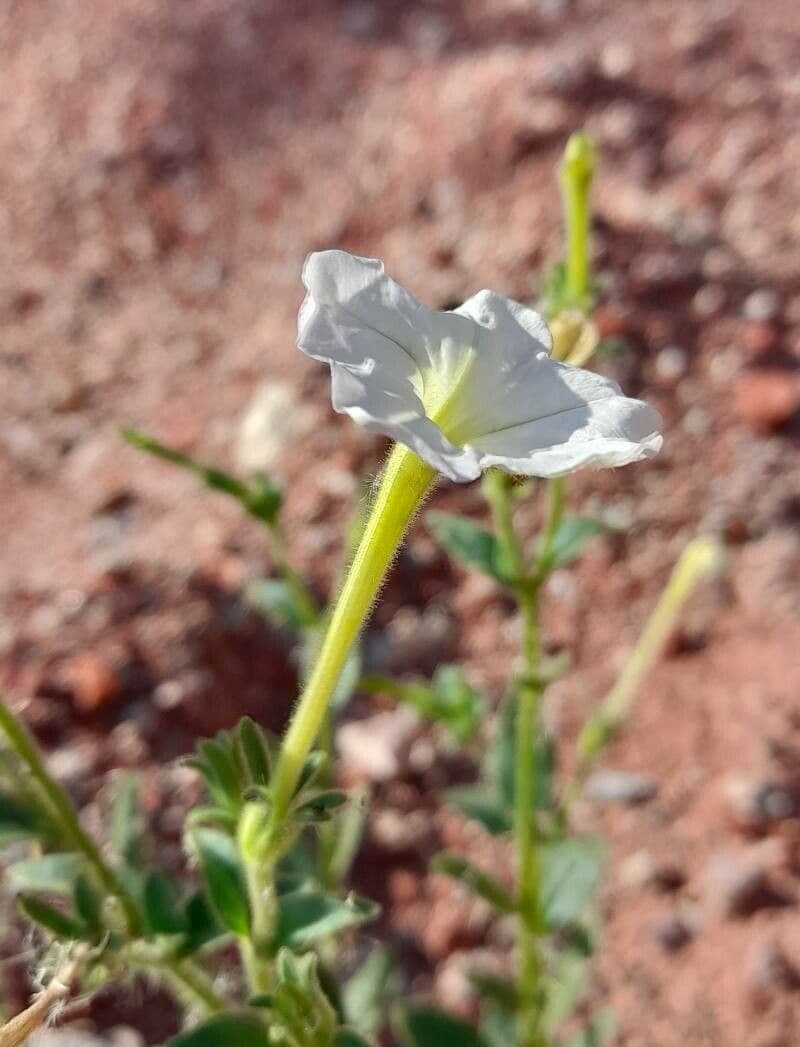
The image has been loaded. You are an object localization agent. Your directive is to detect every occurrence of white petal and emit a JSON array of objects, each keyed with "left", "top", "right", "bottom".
[
  {"left": 298, "top": 252, "right": 481, "bottom": 481},
  {"left": 302, "top": 250, "right": 437, "bottom": 368},
  {"left": 441, "top": 291, "right": 557, "bottom": 442},
  {"left": 330, "top": 364, "right": 481, "bottom": 482},
  {"left": 456, "top": 289, "right": 552, "bottom": 358},
  {"left": 470, "top": 383, "right": 663, "bottom": 477},
  {"left": 297, "top": 252, "right": 662, "bottom": 484}
]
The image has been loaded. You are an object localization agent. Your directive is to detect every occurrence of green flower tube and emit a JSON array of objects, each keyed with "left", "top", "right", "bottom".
[{"left": 270, "top": 445, "right": 436, "bottom": 818}]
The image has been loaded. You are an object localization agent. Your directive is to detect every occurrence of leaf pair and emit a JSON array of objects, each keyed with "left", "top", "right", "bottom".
[{"left": 361, "top": 664, "right": 485, "bottom": 746}]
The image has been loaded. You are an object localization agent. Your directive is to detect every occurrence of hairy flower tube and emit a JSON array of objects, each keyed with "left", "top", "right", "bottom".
[{"left": 269, "top": 251, "right": 662, "bottom": 819}]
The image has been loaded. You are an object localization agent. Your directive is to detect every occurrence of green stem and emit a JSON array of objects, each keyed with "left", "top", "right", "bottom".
[
  {"left": 124, "top": 942, "right": 225, "bottom": 1013},
  {"left": 483, "top": 470, "right": 526, "bottom": 579},
  {"left": 515, "top": 594, "right": 545, "bottom": 1047},
  {"left": 0, "top": 698, "right": 142, "bottom": 936},
  {"left": 559, "top": 132, "right": 596, "bottom": 309},
  {"left": 160, "top": 957, "right": 226, "bottom": 1014},
  {"left": 270, "top": 445, "right": 436, "bottom": 821},
  {"left": 485, "top": 474, "right": 567, "bottom": 1046}
]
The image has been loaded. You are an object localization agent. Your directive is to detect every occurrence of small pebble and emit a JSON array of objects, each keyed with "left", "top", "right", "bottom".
[
  {"left": 734, "top": 371, "right": 800, "bottom": 435},
  {"left": 585, "top": 770, "right": 659, "bottom": 806},
  {"left": 705, "top": 855, "right": 782, "bottom": 918},
  {"left": 653, "top": 913, "right": 694, "bottom": 952},
  {"left": 725, "top": 775, "right": 797, "bottom": 834},
  {"left": 337, "top": 707, "right": 418, "bottom": 783},
  {"left": 655, "top": 345, "right": 689, "bottom": 383},
  {"left": 743, "top": 288, "right": 781, "bottom": 322}
]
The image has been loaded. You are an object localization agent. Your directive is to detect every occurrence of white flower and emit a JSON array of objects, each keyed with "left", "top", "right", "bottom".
[{"left": 297, "top": 250, "right": 662, "bottom": 483}]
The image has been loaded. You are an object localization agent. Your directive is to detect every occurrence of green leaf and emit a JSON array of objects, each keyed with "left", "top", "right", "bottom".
[
  {"left": 246, "top": 579, "right": 307, "bottom": 631},
  {"left": 294, "top": 752, "right": 327, "bottom": 796},
  {"left": 427, "top": 512, "right": 512, "bottom": 584},
  {"left": 432, "top": 853, "right": 515, "bottom": 913},
  {"left": 363, "top": 666, "right": 485, "bottom": 746},
  {"left": 167, "top": 1014, "right": 270, "bottom": 1047},
  {"left": 0, "top": 793, "right": 53, "bottom": 844},
  {"left": 541, "top": 839, "right": 604, "bottom": 929},
  {"left": 543, "top": 948, "right": 590, "bottom": 1032},
  {"left": 197, "top": 737, "right": 242, "bottom": 811},
  {"left": 178, "top": 891, "right": 225, "bottom": 957},
  {"left": 191, "top": 829, "right": 251, "bottom": 936},
  {"left": 333, "top": 1032, "right": 372, "bottom": 1047},
  {"left": 184, "top": 806, "right": 239, "bottom": 833},
  {"left": 145, "top": 871, "right": 187, "bottom": 935},
  {"left": 108, "top": 772, "right": 146, "bottom": 869},
  {"left": 273, "top": 891, "right": 379, "bottom": 951},
  {"left": 399, "top": 1004, "right": 490, "bottom": 1047},
  {"left": 7, "top": 853, "right": 85, "bottom": 894},
  {"left": 73, "top": 874, "right": 102, "bottom": 935},
  {"left": 327, "top": 784, "right": 370, "bottom": 886},
  {"left": 468, "top": 972, "right": 518, "bottom": 1014},
  {"left": 343, "top": 946, "right": 393, "bottom": 1035},
  {"left": 243, "top": 472, "right": 283, "bottom": 526},
  {"left": 236, "top": 717, "right": 272, "bottom": 787},
  {"left": 122, "top": 427, "right": 244, "bottom": 495},
  {"left": 481, "top": 1008, "right": 518, "bottom": 1047},
  {"left": 295, "top": 791, "right": 348, "bottom": 823},
  {"left": 444, "top": 787, "right": 510, "bottom": 836},
  {"left": 18, "top": 895, "right": 84, "bottom": 939},
  {"left": 538, "top": 516, "right": 609, "bottom": 573},
  {"left": 122, "top": 428, "right": 283, "bottom": 526}
]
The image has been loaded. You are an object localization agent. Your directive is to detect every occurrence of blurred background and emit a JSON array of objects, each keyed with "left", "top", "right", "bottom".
[{"left": 2, "top": 0, "right": 800, "bottom": 1043}]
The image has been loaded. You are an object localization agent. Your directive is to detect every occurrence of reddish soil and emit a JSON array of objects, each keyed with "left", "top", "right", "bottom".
[{"left": 2, "top": 0, "right": 800, "bottom": 1044}]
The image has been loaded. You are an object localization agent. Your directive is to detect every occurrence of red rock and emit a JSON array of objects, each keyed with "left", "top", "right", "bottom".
[
  {"left": 734, "top": 371, "right": 800, "bottom": 434},
  {"left": 66, "top": 652, "right": 122, "bottom": 713},
  {"left": 743, "top": 321, "right": 778, "bottom": 361}
]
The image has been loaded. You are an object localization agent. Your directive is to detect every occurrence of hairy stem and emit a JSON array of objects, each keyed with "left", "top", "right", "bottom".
[{"left": 270, "top": 445, "right": 436, "bottom": 822}]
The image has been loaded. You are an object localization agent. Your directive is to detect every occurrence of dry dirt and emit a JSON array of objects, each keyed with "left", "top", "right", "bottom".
[{"left": 2, "top": 0, "right": 800, "bottom": 1044}]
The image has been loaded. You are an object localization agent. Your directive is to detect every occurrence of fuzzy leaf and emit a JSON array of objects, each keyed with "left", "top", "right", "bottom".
[
  {"left": 333, "top": 1032, "right": 372, "bottom": 1047},
  {"left": 400, "top": 1004, "right": 490, "bottom": 1047},
  {"left": 19, "top": 895, "right": 84, "bottom": 939},
  {"left": 273, "top": 891, "right": 379, "bottom": 951},
  {"left": 444, "top": 787, "right": 510, "bottom": 836},
  {"left": 343, "top": 946, "right": 393, "bottom": 1035},
  {"left": 363, "top": 666, "right": 484, "bottom": 745},
  {"left": 541, "top": 839, "right": 604, "bottom": 929},
  {"left": 73, "top": 874, "right": 102, "bottom": 935},
  {"left": 247, "top": 579, "right": 307, "bottom": 631},
  {"left": 109, "top": 772, "right": 146, "bottom": 869},
  {"left": 178, "top": 891, "right": 225, "bottom": 957},
  {"left": 427, "top": 512, "right": 513, "bottom": 584},
  {"left": 7, "top": 853, "right": 85, "bottom": 894},
  {"left": 167, "top": 1014, "right": 270, "bottom": 1047},
  {"left": 236, "top": 717, "right": 272, "bottom": 787},
  {"left": 538, "top": 516, "right": 609, "bottom": 573},
  {"left": 432, "top": 853, "right": 515, "bottom": 913},
  {"left": 0, "top": 793, "right": 53, "bottom": 844},
  {"left": 192, "top": 829, "right": 250, "bottom": 936},
  {"left": 145, "top": 871, "right": 188, "bottom": 935}
]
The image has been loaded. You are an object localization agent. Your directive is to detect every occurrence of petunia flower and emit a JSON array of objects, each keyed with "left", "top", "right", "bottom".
[
  {"left": 298, "top": 250, "right": 662, "bottom": 483},
  {"left": 271, "top": 250, "right": 663, "bottom": 818}
]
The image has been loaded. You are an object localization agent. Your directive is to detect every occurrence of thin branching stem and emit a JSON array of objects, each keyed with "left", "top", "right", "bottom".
[{"left": 0, "top": 698, "right": 141, "bottom": 936}]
